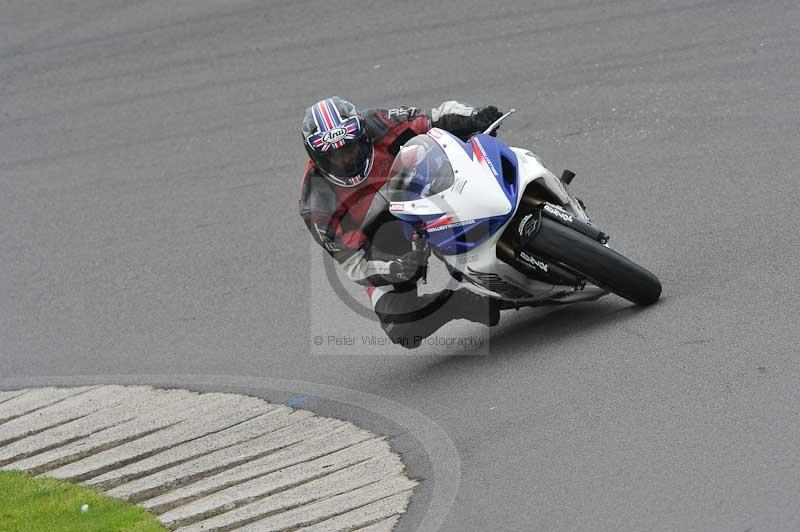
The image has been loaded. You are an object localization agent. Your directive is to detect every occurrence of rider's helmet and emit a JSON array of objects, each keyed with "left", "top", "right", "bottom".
[{"left": 302, "top": 97, "right": 373, "bottom": 187}]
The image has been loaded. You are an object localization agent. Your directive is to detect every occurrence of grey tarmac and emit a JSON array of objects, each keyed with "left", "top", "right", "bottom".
[{"left": 2, "top": 0, "right": 800, "bottom": 531}]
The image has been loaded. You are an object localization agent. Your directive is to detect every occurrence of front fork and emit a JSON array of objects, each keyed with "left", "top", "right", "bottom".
[{"left": 497, "top": 197, "right": 610, "bottom": 290}]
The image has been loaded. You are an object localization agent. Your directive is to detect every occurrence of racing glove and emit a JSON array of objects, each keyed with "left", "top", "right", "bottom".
[
  {"left": 431, "top": 101, "right": 504, "bottom": 141},
  {"left": 473, "top": 105, "right": 504, "bottom": 134},
  {"left": 387, "top": 248, "right": 429, "bottom": 284}
]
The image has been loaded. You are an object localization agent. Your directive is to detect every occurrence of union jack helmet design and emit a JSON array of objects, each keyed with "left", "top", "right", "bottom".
[{"left": 302, "top": 97, "right": 373, "bottom": 187}]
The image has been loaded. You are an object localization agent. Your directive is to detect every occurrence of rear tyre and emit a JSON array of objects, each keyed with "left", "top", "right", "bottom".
[{"left": 530, "top": 217, "right": 662, "bottom": 305}]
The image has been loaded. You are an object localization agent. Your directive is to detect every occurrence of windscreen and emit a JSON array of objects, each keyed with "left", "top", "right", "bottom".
[{"left": 386, "top": 135, "right": 455, "bottom": 202}]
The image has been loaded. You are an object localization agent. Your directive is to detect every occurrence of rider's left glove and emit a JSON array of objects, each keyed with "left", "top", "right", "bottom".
[{"left": 473, "top": 106, "right": 504, "bottom": 136}]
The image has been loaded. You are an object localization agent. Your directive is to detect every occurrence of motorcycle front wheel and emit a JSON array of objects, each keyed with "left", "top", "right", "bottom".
[{"left": 529, "top": 217, "right": 662, "bottom": 306}]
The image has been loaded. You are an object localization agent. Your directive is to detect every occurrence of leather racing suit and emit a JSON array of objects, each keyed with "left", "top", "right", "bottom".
[{"left": 299, "top": 102, "right": 500, "bottom": 349}]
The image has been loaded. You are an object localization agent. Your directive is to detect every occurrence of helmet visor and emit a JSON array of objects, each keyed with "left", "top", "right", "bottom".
[
  {"left": 309, "top": 136, "right": 372, "bottom": 185},
  {"left": 323, "top": 137, "right": 370, "bottom": 176}
]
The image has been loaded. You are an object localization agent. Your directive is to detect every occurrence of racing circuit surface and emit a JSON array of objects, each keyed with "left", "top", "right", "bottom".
[{"left": 2, "top": 0, "right": 800, "bottom": 530}]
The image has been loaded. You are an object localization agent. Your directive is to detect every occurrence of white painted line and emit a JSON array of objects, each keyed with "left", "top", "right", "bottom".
[
  {"left": 115, "top": 415, "right": 342, "bottom": 505},
  {"left": 0, "top": 386, "right": 96, "bottom": 424},
  {"left": 3, "top": 389, "right": 203, "bottom": 473},
  {"left": 159, "top": 439, "right": 399, "bottom": 529},
  {"left": 139, "top": 422, "right": 376, "bottom": 514},
  {"left": 0, "top": 386, "right": 417, "bottom": 531},
  {"left": 86, "top": 407, "right": 299, "bottom": 490},
  {"left": 350, "top": 515, "right": 402, "bottom": 532},
  {"left": 0, "top": 385, "right": 156, "bottom": 456},
  {"left": 217, "top": 476, "right": 415, "bottom": 532},
  {"left": 299, "top": 494, "right": 410, "bottom": 532},
  {"left": 175, "top": 455, "right": 411, "bottom": 531},
  {"left": 45, "top": 394, "right": 270, "bottom": 482},
  {"left": 0, "top": 390, "right": 28, "bottom": 405}
]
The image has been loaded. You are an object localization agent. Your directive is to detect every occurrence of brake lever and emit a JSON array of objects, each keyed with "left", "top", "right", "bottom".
[{"left": 482, "top": 108, "right": 516, "bottom": 136}]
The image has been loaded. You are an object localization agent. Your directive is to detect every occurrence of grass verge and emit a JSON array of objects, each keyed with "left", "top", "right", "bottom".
[{"left": 0, "top": 470, "right": 167, "bottom": 532}]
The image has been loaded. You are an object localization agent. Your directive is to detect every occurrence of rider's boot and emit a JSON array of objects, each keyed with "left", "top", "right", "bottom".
[{"left": 448, "top": 289, "right": 500, "bottom": 327}]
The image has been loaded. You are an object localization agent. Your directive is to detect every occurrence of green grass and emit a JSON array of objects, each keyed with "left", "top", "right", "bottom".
[{"left": 0, "top": 471, "right": 168, "bottom": 532}]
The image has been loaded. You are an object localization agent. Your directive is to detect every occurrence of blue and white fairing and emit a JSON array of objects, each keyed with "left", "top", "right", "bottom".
[
  {"left": 387, "top": 127, "right": 606, "bottom": 303},
  {"left": 386, "top": 129, "right": 520, "bottom": 255}
]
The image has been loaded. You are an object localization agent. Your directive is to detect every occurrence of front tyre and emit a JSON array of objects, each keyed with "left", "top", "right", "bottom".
[{"left": 531, "top": 217, "right": 662, "bottom": 306}]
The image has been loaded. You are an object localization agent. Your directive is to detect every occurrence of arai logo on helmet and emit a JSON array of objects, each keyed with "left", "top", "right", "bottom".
[{"left": 322, "top": 127, "right": 348, "bottom": 144}]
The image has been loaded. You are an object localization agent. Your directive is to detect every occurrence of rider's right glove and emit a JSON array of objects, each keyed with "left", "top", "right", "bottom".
[
  {"left": 388, "top": 249, "right": 428, "bottom": 284},
  {"left": 472, "top": 106, "right": 503, "bottom": 136}
]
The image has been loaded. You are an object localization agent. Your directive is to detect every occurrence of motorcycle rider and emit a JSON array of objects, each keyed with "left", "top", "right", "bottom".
[{"left": 299, "top": 97, "right": 504, "bottom": 349}]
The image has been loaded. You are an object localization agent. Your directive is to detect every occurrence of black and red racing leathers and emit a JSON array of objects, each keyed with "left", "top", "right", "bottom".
[{"left": 299, "top": 102, "right": 500, "bottom": 348}]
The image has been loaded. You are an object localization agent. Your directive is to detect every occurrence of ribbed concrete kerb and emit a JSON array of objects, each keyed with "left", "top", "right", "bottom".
[{"left": 0, "top": 386, "right": 417, "bottom": 531}]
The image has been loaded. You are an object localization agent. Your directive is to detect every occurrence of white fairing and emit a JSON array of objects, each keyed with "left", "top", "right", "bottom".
[
  {"left": 389, "top": 129, "right": 606, "bottom": 304},
  {"left": 390, "top": 128, "right": 513, "bottom": 220}
]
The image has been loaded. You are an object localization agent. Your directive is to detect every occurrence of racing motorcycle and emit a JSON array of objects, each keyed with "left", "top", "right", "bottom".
[{"left": 386, "top": 110, "right": 661, "bottom": 309}]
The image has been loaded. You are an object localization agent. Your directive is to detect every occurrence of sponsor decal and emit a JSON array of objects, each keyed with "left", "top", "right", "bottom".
[
  {"left": 519, "top": 251, "right": 548, "bottom": 272},
  {"left": 426, "top": 219, "right": 475, "bottom": 233},
  {"left": 389, "top": 203, "right": 404, "bottom": 212},
  {"left": 526, "top": 217, "right": 539, "bottom": 236},
  {"left": 471, "top": 138, "right": 498, "bottom": 177},
  {"left": 457, "top": 254, "right": 480, "bottom": 264},
  {"left": 517, "top": 213, "right": 539, "bottom": 238},
  {"left": 314, "top": 224, "right": 338, "bottom": 252},
  {"left": 321, "top": 127, "right": 347, "bottom": 144},
  {"left": 518, "top": 214, "right": 532, "bottom": 236},
  {"left": 544, "top": 204, "right": 574, "bottom": 223},
  {"left": 387, "top": 107, "right": 418, "bottom": 118}
]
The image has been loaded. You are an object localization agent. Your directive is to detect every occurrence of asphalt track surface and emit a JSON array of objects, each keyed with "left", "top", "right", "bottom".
[{"left": 2, "top": 1, "right": 799, "bottom": 531}]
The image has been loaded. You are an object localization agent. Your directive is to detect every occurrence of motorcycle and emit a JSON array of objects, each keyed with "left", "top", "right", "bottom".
[{"left": 385, "top": 110, "right": 661, "bottom": 309}]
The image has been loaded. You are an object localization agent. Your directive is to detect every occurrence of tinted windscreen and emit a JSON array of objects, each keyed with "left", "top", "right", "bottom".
[{"left": 387, "top": 135, "right": 454, "bottom": 202}]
